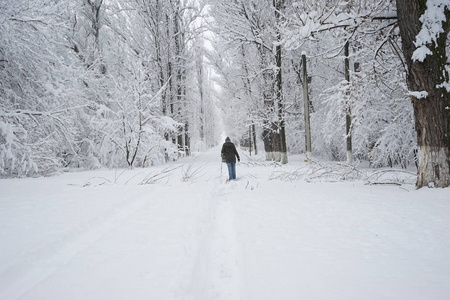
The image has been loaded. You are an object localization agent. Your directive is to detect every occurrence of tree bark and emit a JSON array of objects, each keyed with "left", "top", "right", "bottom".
[
  {"left": 344, "top": 41, "right": 353, "bottom": 164},
  {"left": 240, "top": 45, "right": 258, "bottom": 155},
  {"left": 396, "top": 0, "right": 450, "bottom": 188},
  {"left": 274, "top": 0, "right": 288, "bottom": 164},
  {"left": 302, "top": 52, "right": 312, "bottom": 160},
  {"left": 260, "top": 45, "right": 277, "bottom": 161},
  {"left": 252, "top": 123, "right": 258, "bottom": 155}
]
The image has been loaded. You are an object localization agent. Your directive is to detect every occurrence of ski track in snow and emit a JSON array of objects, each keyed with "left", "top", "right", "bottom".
[
  {"left": 205, "top": 184, "right": 244, "bottom": 300},
  {"left": 192, "top": 182, "right": 244, "bottom": 300},
  {"left": 174, "top": 152, "right": 246, "bottom": 300}
]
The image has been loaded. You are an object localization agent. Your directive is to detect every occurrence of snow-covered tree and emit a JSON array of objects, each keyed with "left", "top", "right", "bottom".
[
  {"left": 0, "top": 0, "right": 82, "bottom": 176},
  {"left": 282, "top": 0, "right": 418, "bottom": 170}
]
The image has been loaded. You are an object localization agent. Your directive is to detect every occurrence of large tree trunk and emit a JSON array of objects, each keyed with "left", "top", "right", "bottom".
[
  {"left": 260, "top": 45, "right": 278, "bottom": 161},
  {"left": 396, "top": 0, "right": 450, "bottom": 188},
  {"left": 274, "top": 0, "right": 288, "bottom": 164},
  {"left": 241, "top": 45, "right": 258, "bottom": 155},
  {"left": 259, "top": 0, "right": 287, "bottom": 163}
]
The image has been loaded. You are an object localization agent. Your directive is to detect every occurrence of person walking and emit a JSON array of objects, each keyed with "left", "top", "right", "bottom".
[{"left": 221, "top": 137, "right": 240, "bottom": 181}]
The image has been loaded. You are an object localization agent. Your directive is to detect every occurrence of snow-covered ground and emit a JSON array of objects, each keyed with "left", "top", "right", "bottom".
[{"left": 1, "top": 147, "right": 449, "bottom": 300}]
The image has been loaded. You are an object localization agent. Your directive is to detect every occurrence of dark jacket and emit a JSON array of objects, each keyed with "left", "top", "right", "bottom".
[{"left": 221, "top": 141, "right": 240, "bottom": 163}]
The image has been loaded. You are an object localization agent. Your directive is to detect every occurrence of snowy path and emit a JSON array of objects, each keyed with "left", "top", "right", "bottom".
[
  {"left": 191, "top": 182, "right": 244, "bottom": 300},
  {"left": 1, "top": 147, "right": 450, "bottom": 300},
  {"left": 174, "top": 150, "right": 245, "bottom": 300}
]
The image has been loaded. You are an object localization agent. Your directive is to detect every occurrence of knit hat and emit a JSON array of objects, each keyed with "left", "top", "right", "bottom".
[{"left": 225, "top": 137, "right": 231, "bottom": 142}]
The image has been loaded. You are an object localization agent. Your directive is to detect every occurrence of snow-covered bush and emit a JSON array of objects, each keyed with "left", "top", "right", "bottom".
[{"left": 0, "top": 1, "right": 79, "bottom": 176}]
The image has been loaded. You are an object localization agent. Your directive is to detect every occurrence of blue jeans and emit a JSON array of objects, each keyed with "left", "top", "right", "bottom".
[{"left": 226, "top": 162, "right": 236, "bottom": 180}]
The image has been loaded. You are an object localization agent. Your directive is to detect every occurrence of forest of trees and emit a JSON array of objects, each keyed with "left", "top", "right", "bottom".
[{"left": 1, "top": 0, "right": 449, "bottom": 188}]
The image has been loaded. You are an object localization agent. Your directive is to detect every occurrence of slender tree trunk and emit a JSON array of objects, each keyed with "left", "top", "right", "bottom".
[
  {"left": 197, "top": 44, "right": 205, "bottom": 141},
  {"left": 274, "top": 0, "right": 288, "bottom": 164},
  {"left": 252, "top": 123, "right": 257, "bottom": 155},
  {"left": 344, "top": 41, "right": 353, "bottom": 164},
  {"left": 302, "top": 52, "right": 312, "bottom": 160},
  {"left": 174, "top": 2, "right": 184, "bottom": 154},
  {"left": 165, "top": 13, "right": 174, "bottom": 117},
  {"left": 396, "top": 0, "right": 450, "bottom": 188},
  {"left": 185, "top": 121, "right": 190, "bottom": 156},
  {"left": 249, "top": 125, "right": 252, "bottom": 156}
]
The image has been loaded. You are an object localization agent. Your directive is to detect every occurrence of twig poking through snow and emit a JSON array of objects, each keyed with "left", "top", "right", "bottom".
[
  {"left": 365, "top": 169, "right": 416, "bottom": 186},
  {"left": 181, "top": 160, "right": 205, "bottom": 183},
  {"left": 139, "top": 166, "right": 180, "bottom": 185},
  {"left": 269, "top": 160, "right": 362, "bottom": 182}
]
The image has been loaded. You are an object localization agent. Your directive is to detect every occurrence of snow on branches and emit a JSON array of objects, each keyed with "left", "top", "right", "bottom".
[{"left": 412, "top": 0, "right": 450, "bottom": 62}]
